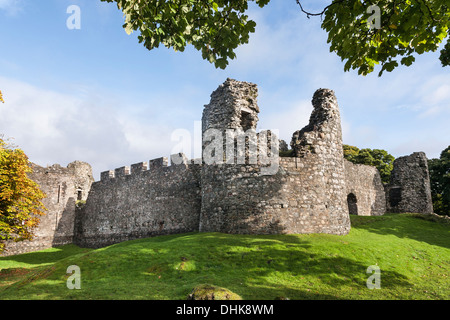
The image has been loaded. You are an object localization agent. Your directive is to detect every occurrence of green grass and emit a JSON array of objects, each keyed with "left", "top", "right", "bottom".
[{"left": 0, "top": 213, "right": 449, "bottom": 300}]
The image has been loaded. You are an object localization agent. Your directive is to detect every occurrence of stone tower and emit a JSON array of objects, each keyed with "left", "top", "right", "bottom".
[
  {"left": 202, "top": 78, "right": 259, "bottom": 133},
  {"left": 200, "top": 81, "right": 351, "bottom": 235},
  {"left": 1, "top": 161, "right": 94, "bottom": 256},
  {"left": 4, "top": 79, "right": 437, "bottom": 256},
  {"left": 385, "top": 152, "right": 433, "bottom": 214},
  {"left": 201, "top": 78, "right": 260, "bottom": 165},
  {"left": 289, "top": 88, "right": 351, "bottom": 234}
]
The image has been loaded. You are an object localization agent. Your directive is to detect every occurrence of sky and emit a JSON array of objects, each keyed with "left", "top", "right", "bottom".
[{"left": 0, "top": 0, "right": 449, "bottom": 180}]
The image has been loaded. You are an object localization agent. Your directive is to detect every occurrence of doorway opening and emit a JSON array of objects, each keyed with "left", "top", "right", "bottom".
[{"left": 347, "top": 193, "right": 358, "bottom": 215}]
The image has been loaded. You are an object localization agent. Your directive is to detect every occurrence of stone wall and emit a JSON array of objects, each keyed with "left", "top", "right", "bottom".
[
  {"left": 2, "top": 79, "right": 436, "bottom": 255},
  {"left": 202, "top": 78, "right": 259, "bottom": 135},
  {"left": 74, "top": 156, "right": 201, "bottom": 248},
  {"left": 344, "top": 160, "right": 386, "bottom": 216},
  {"left": 289, "top": 88, "right": 350, "bottom": 234},
  {"left": 1, "top": 161, "right": 94, "bottom": 256},
  {"left": 200, "top": 156, "right": 351, "bottom": 235},
  {"left": 200, "top": 83, "right": 351, "bottom": 235},
  {"left": 385, "top": 152, "right": 433, "bottom": 214}
]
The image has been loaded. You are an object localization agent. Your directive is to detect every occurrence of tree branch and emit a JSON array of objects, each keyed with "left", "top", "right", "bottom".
[{"left": 295, "top": 0, "right": 345, "bottom": 19}]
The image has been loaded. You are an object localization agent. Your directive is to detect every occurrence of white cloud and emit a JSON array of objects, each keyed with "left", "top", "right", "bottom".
[
  {"left": 228, "top": 5, "right": 330, "bottom": 80},
  {"left": 430, "top": 84, "right": 450, "bottom": 105},
  {"left": 1, "top": 0, "right": 448, "bottom": 176},
  {"left": 416, "top": 82, "right": 450, "bottom": 118},
  {"left": 257, "top": 99, "right": 312, "bottom": 144},
  {"left": 340, "top": 116, "right": 352, "bottom": 144},
  {"left": 391, "top": 138, "right": 448, "bottom": 160},
  {"left": 0, "top": 0, "right": 22, "bottom": 15},
  {"left": 0, "top": 76, "right": 179, "bottom": 180}
]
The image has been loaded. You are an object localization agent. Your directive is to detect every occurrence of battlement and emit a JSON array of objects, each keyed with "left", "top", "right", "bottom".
[
  {"left": 77, "top": 154, "right": 202, "bottom": 248},
  {"left": 5, "top": 78, "right": 432, "bottom": 255},
  {"left": 99, "top": 153, "right": 199, "bottom": 181}
]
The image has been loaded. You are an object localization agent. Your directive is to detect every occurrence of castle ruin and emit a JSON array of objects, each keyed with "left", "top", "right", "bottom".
[{"left": 1, "top": 79, "right": 434, "bottom": 256}]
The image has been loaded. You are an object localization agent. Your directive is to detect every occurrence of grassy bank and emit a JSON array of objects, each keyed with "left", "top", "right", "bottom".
[{"left": 0, "top": 213, "right": 449, "bottom": 300}]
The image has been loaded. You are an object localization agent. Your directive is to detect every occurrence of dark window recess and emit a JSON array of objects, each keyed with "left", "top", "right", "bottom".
[
  {"left": 347, "top": 193, "right": 358, "bottom": 215},
  {"left": 240, "top": 111, "right": 253, "bottom": 131},
  {"left": 389, "top": 187, "right": 402, "bottom": 207}
]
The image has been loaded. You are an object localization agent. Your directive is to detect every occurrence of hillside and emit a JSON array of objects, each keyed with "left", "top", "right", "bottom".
[{"left": 0, "top": 213, "right": 449, "bottom": 300}]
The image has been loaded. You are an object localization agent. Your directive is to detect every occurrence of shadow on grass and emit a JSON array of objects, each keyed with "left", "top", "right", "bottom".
[
  {"left": 351, "top": 214, "right": 450, "bottom": 249},
  {"left": 212, "top": 237, "right": 410, "bottom": 299},
  {"left": 0, "top": 244, "right": 92, "bottom": 267},
  {"left": 111, "top": 232, "right": 412, "bottom": 299},
  {"left": 1, "top": 232, "right": 414, "bottom": 300}
]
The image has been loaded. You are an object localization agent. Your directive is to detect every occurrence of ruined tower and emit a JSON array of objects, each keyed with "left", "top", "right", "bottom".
[
  {"left": 385, "top": 152, "right": 433, "bottom": 214},
  {"left": 200, "top": 78, "right": 272, "bottom": 233},
  {"left": 6, "top": 79, "right": 438, "bottom": 256},
  {"left": 201, "top": 78, "right": 260, "bottom": 166},
  {"left": 1, "top": 161, "right": 94, "bottom": 256},
  {"left": 202, "top": 78, "right": 259, "bottom": 135},
  {"left": 200, "top": 81, "right": 351, "bottom": 235},
  {"left": 288, "top": 88, "right": 351, "bottom": 234}
]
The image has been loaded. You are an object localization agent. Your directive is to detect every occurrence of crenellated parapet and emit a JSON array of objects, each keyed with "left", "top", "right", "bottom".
[
  {"left": 7, "top": 78, "right": 434, "bottom": 255},
  {"left": 75, "top": 153, "right": 202, "bottom": 248},
  {"left": 99, "top": 154, "right": 200, "bottom": 182}
]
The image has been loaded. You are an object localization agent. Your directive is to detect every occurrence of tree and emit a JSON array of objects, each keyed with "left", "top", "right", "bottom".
[
  {"left": 428, "top": 146, "right": 450, "bottom": 216},
  {"left": 101, "top": 0, "right": 270, "bottom": 69},
  {"left": 298, "top": 0, "right": 450, "bottom": 76},
  {"left": 343, "top": 144, "right": 360, "bottom": 161},
  {"left": 0, "top": 90, "right": 4, "bottom": 103},
  {"left": 102, "top": 0, "right": 450, "bottom": 75},
  {"left": 0, "top": 137, "right": 47, "bottom": 253},
  {"left": 343, "top": 144, "right": 395, "bottom": 183}
]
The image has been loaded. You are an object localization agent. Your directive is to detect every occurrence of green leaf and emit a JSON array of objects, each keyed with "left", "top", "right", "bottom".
[{"left": 400, "top": 56, "right": 415, "bottom": 66}]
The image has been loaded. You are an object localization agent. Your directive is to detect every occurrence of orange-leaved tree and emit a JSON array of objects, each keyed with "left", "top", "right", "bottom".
[
  {"left": 0, "top": 137, "right": 47, "bottom": 253},
  {"left": 0, "top": 90, "right": 4, "bottom": 103}
]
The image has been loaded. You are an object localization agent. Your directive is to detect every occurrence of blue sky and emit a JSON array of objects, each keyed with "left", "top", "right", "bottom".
[{"left": 1, "top": 0, "right": 449, "bottom": 180}]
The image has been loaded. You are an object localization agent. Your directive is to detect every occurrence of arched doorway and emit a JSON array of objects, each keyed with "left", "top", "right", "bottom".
[{"left": 347, "top": 193, "right": 358, "bottom": 215}]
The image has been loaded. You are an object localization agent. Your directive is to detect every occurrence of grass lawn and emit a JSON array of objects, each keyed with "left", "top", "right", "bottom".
[{"left": 0, "top": 213, "right": 449, "bottom": 300}]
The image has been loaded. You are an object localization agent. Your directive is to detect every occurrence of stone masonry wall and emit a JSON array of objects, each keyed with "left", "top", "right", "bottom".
[
  {"left": 74, "top": 156, "right": 201, "bottom": 248},
  {"left": 344, "top": 159, "right": 386, "bottom": 216},
  {"left": 200, "top": 82, "right": 351, "bottom": 235},
  {"left": 385, "top": 152, "right": 433, "bottom": 214},
  {"left": 4, "top": 79, "right": 437, "bottom": 256},
  {"left": 200, "top": 156, "right": 351, "bottom": 235},
  {"left": 289, "top": 88, "right": 350, "bottom": 234},
  {"left": 202, "top": 78, "right": 259, "bottom": 135},
  {"left": 1, "top": 161, "right": 94, "bottom": 256}
]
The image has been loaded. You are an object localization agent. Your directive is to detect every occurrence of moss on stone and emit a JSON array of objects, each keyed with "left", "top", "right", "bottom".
[{"left": 187, "top": 284, "right": 242, "bottom": 300}]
